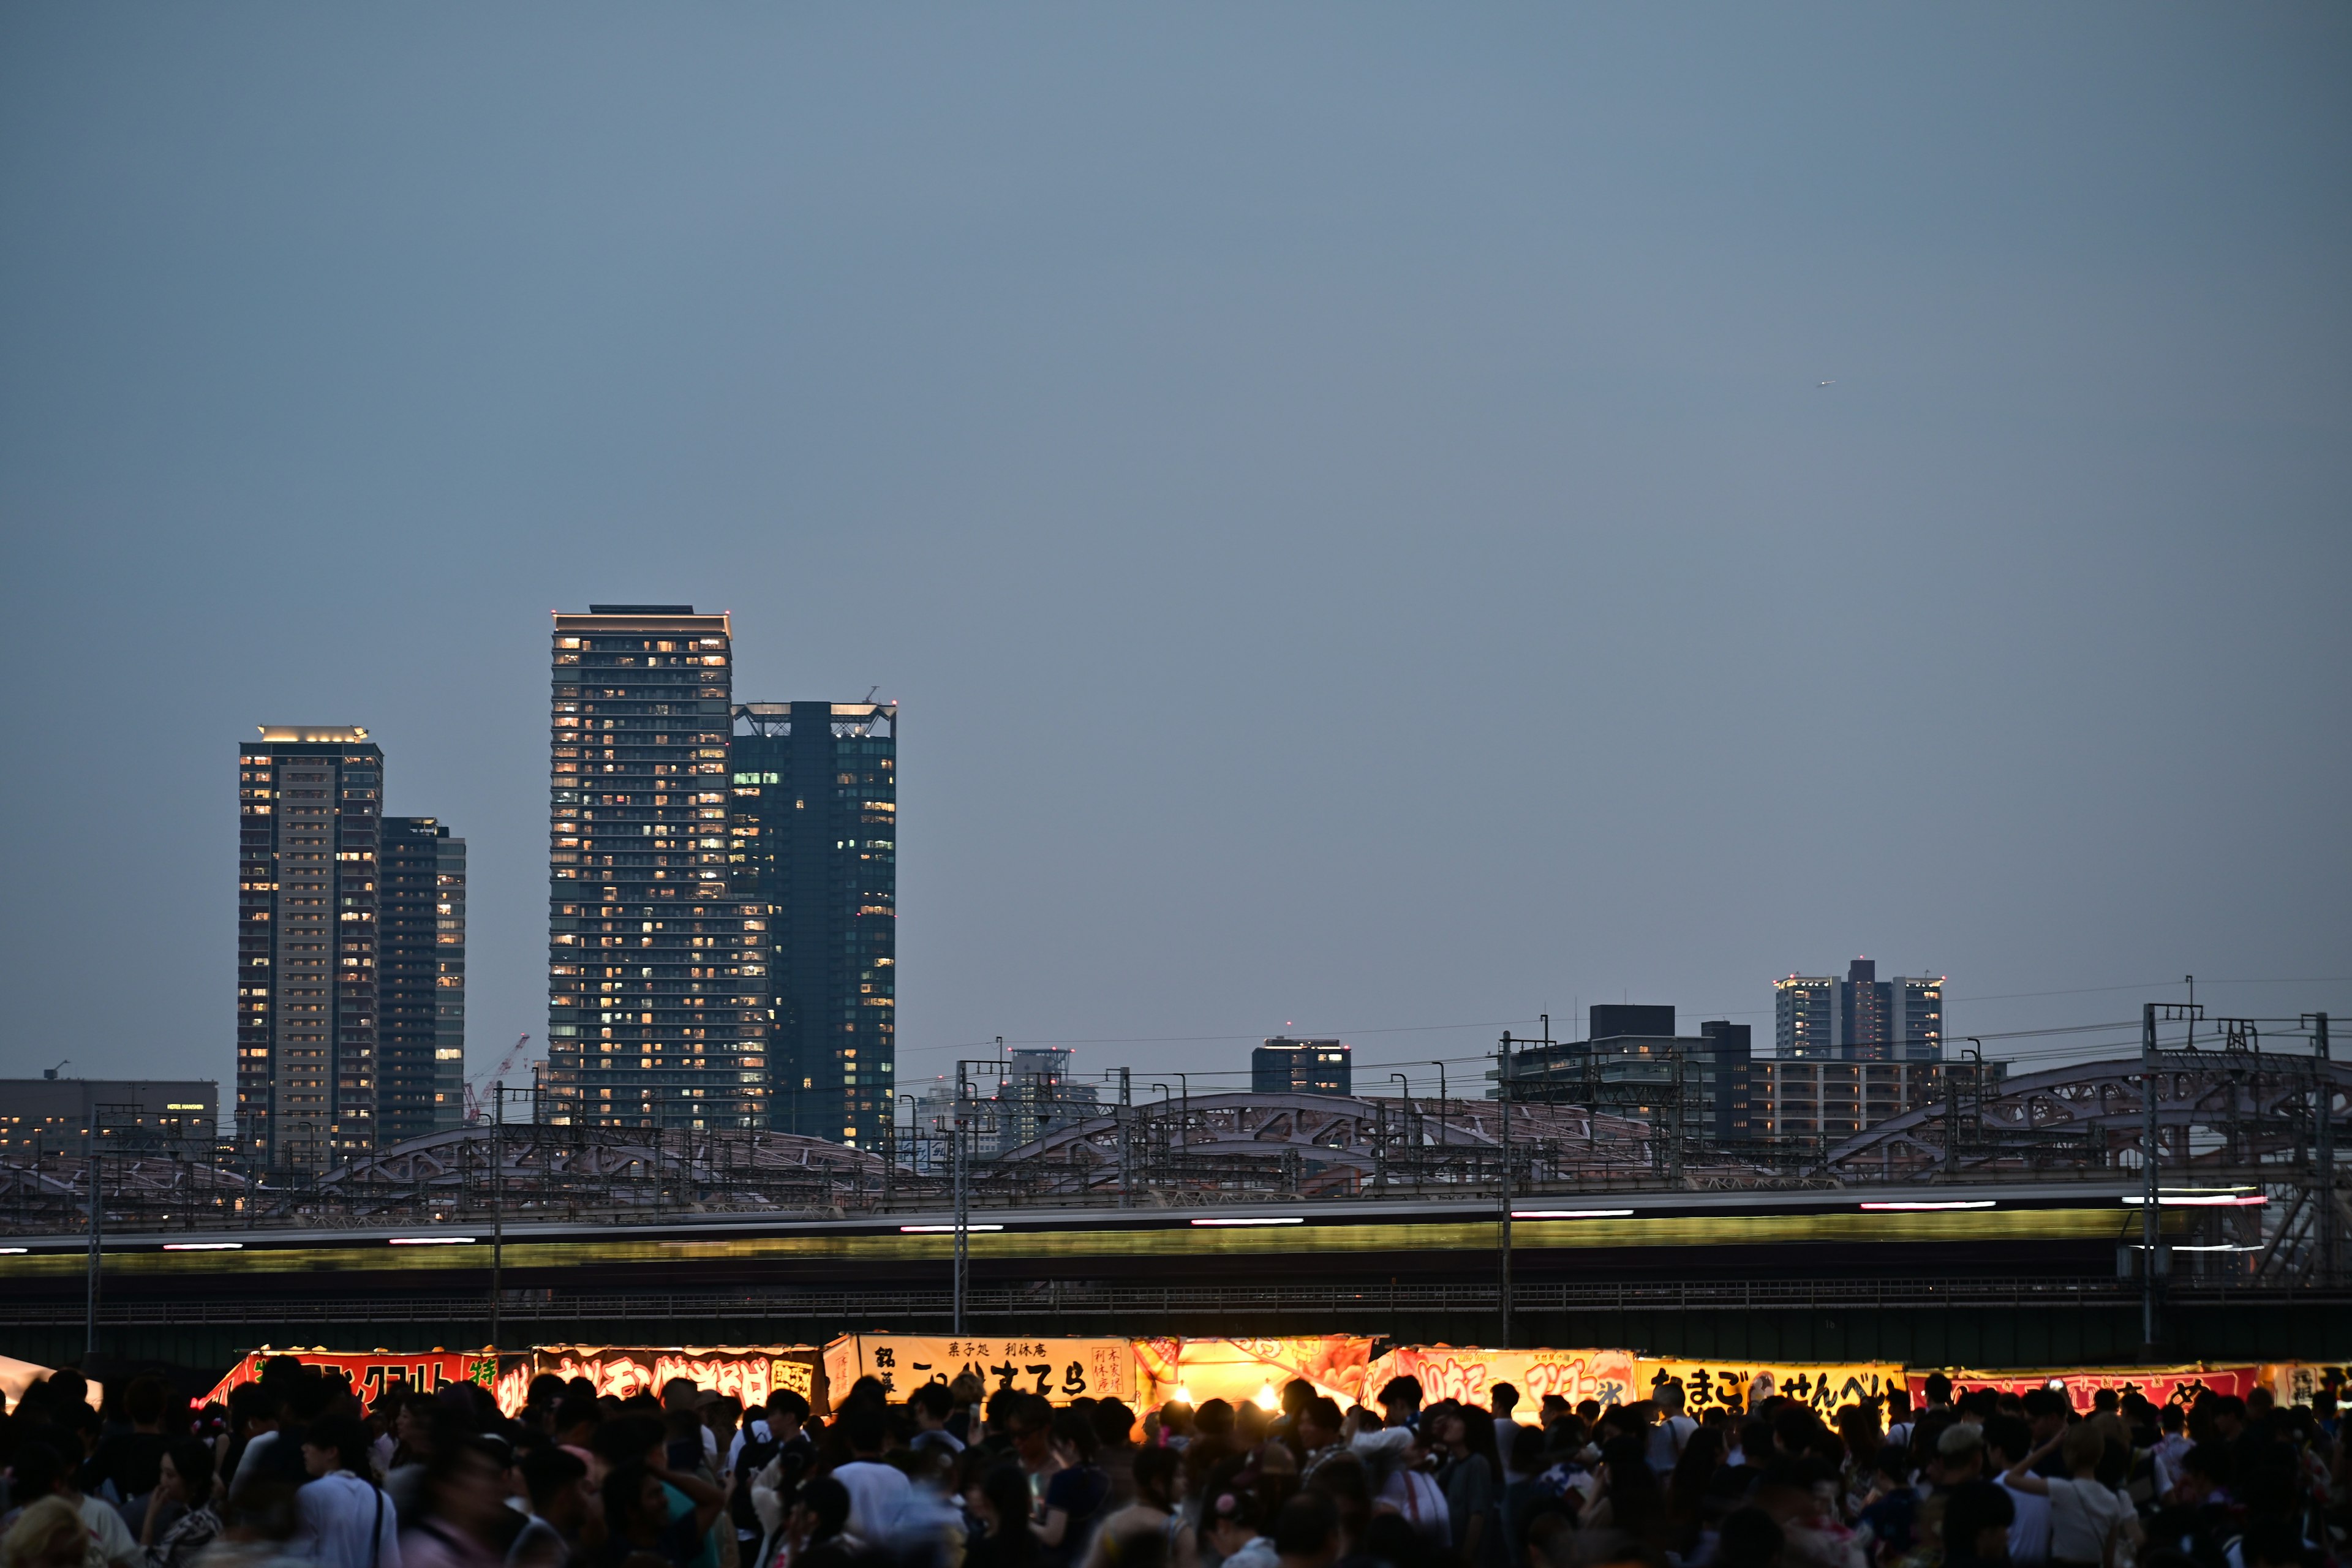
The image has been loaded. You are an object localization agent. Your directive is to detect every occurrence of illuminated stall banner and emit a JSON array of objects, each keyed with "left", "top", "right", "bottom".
[
  {"left": 1364, "top": 1347, "right": 1637, "bottom": 1409},
  {"left": 496, "top": 1345, "right": 821, "bottom": 1418},
  {"left": 1916, "top": 1365, "right": 2263, "bottom": 1414},
  {"left": 822, "top": 1337, "right": 1134, "bottom": 1408},
  {"left": 2270, "top": 1363, "right": 2348, "bottom": 1407},
  {"left": 1132, "top": 1336, "right": 1375, "bottom": 1409},
  {"left": 205, "top": 1348, "right": 494, "bottom": 1416},
  {"left": 1640, "top": 1360, "right": 1904, "bottom": 1417}
]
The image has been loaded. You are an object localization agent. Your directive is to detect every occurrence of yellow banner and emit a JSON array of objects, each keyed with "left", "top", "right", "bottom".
[
  {"left": 1365, "top": 1346, "right": 1638, "bottom": 1409},
  {"left": 1638, "top": 1359, "right": 1904, "bottom": 1417},
  {"left": 822, "top": 1336, "right": 1134, "bottom": 1408}
]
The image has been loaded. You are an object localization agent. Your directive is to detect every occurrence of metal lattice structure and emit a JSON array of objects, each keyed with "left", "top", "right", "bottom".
[
  {"left": 965, "top": 1091, "right": 1768, "bottom": 1202},
  {"left": 4, "top": 1050, "right": 2342, "bottom": 1280}
]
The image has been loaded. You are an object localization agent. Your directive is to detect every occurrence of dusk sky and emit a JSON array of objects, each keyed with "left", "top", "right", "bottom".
[{"left": 2, "top": 5, "right": 2346, "bottom": 1100}]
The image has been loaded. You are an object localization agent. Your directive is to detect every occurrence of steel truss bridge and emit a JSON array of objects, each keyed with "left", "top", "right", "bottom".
[{"left": 4, "top": 1043, "right": 2345, "bottom": 1369}]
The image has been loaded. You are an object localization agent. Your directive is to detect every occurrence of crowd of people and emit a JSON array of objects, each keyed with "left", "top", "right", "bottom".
[{"left": 1, "top": 1362, "right": 2345, "bottom": 1568}]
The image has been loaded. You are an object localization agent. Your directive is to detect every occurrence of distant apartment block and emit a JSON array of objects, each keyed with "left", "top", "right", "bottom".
[
  {"left": 1774, "top": 958, "right": 1944, "bottom": 1061},
  {"left": 1, "top": 1079, "right": 217, "bottom": 1158},
  {"left": 1253, "top": 1038, "right": 1351, "bottom": 1096},
  {"left": 1745, "top": 1057, "right": 2001, "bottom": 1141}
]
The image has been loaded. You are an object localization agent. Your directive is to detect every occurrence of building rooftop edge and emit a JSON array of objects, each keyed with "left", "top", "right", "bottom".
[{"left": 255, "top": 726, "right": 371, "bottom": 742}]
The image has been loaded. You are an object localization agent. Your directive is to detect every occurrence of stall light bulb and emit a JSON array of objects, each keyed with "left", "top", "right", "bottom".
[
  {"left": 1174, "top": 1385, "right": 1193, "bottom": 1407},
  {"left": 1256, "top": 1382, "right": 1279, "bottom": 1412}
]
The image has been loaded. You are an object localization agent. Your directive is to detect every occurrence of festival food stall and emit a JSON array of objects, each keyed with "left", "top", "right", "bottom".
[
  {"left": 494, "top": 1344, "right": 823, "bottom": 1417},
  {"left": 1363, "top": 1346, "right": 1637, "bottom": 1408},
  {"left": 1131, "top": 1336, "right": 1374, "bottom": 1409},
  {"left": 1913, "top": 1364, "right": 2265, "bottom": 1412},
  {"left": 822, "top": 1336, "right": 1134, "bottom": 1410}
]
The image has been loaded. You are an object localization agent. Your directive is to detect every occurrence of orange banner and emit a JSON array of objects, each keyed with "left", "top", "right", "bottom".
[{"left": 1131, "top": 1336, "right": 1375, "bottom": 1409}]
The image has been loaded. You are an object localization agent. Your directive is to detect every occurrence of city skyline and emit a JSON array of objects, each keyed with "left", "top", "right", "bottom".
[{"left": 3, "top": 7, "right": 2345, "bottom": 1103}]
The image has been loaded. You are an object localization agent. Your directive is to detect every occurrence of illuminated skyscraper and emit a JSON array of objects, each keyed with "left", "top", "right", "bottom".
[
  {"left": 380, "top": 817, "right": 466, "bottom": 1141},
  {"left": 236, "top": 728, "right": 383, "bottom": 1169},
  {"left": 545, "top": 607, "right": 767, "bottom": 1130},
  {"left": 728, "top": 700, "right": 895, "bottom": 1147}
]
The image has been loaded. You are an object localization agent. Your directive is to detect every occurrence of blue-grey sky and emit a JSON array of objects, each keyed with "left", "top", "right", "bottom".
[{"left": 3, "top": 5, "right": 2348, "bottom": 1103}]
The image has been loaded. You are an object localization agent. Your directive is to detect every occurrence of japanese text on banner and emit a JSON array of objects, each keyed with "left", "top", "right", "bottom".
[
  {"left": 829, "top": 1337, "right": 1133, "bottom": 1404},
  {"left": 1640, "top": 1360, "right": 1904, "bottom": 1417}
]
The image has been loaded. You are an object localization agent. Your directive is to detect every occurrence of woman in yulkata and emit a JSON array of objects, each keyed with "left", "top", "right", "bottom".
[{"left": 137, "top": 1442, "right": 222, "bottom": 1568}]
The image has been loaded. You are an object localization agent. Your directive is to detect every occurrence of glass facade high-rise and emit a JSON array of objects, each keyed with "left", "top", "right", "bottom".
[
  {"left": 380, "top": 818, "right": 466, "bottom": 1142},
  {"left": 1774, "top": 959, "right": 1944, "bottom": 1061},
  {"left": 236, "top": 728, "right": 383, "bottom": 1169},
  {"left": 728, "top": 701, "right": 895, "bottom": 1147},
  {"left": 545, "top": 607, "right": 767, "bottom": 1131}
]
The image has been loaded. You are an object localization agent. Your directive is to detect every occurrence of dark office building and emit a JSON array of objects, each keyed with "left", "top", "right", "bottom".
[
  {"left": 1253, "top": 1038, "right": 1351, "bottom": 1096},
  {"left": 380, "top": 818, "right": 466, "bottom": 1142},
  {"left": 1506, "top": 1003, "right": 1746, "bottom": 1139},
  {"left": 236, "top": 728, "right": 383, "bottom": 1169},
  {"left": 1698, "top": 1020, "right": 1752, "bottom": 1141},
  {"left": 1588, "top": 1004, "right": 1676, "bottom": 1041},
  {"left": 729, "top": 700, "right": 896, "bottom": 1147},
  {"left": 545, "top": 608, "right": 768, "bottom": 1132}
]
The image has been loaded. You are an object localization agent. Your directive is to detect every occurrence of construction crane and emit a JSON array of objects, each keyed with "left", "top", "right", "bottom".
[{"left": 464, "top": 1034, "right": 534, "bottom": 1123}]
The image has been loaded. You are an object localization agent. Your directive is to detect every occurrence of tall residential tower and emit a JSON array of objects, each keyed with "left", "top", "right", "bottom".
[
  {"left": 236, "top": 728, "right": 383, "bottom": 1168},
  {"left": 728, "top": 701, "right": 896, "bottom": 1146},
  {"left": 380, "top": 818, "right": 466, "bottom": 1140},
  {"left": 545, "top": 607, "right": 767, "bottom": 1131},
  {"left": 1774, "top": 958, "right": 1944, "bottom": 1061}
]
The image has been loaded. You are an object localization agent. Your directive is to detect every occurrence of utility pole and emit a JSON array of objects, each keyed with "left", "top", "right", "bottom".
[
  {"left": 954, "top": 1068, "right": 971, "bottom": 1333},
  {"left": 1110, "top": 1069, "right": 1133, "bottom": 1209},
  {"left": 2308, "top": 1013, "right": 2334, "bottom": 1284},
  {"left": 952, "top": 1058, "right": 1000, "bottom": 1335},
  {"left": 490, "top": 1087, "right": 505, "bottom": 1352},
  {"left": 85, "top": 1121, "right": 101, "bottom": 1365},
  {"left": 2141, "top": 1003, "right": 2159, "bottom": 1348},
  {"left": 1497, "top": 1020, "right": 1539, "bottom": 1350}
]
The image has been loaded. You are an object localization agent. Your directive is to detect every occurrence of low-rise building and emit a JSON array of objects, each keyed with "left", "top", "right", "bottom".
[{"left": 1, "top": 1077, "right": 219, "bottom": 1158}]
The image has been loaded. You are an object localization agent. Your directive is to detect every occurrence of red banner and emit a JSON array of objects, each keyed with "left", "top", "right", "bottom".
[
  {"left": 1914, "top": 1365, "right": 2263, "bottom": 1413},
  {"left": 497, "top": 1345, "right": 821, "bottom": 1417},
  {"left": 202, "top": 1348, "right": 497, "bottom": 1416}
]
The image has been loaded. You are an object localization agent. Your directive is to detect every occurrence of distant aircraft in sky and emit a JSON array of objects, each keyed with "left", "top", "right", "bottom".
[{"left": 1819, "top": 379, "right": 1835, "bottom": 386}]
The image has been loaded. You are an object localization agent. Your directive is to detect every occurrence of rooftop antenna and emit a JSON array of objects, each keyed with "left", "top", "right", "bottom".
[{"left": 864, "top": 685, "right": 880, "bottom": 703}]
